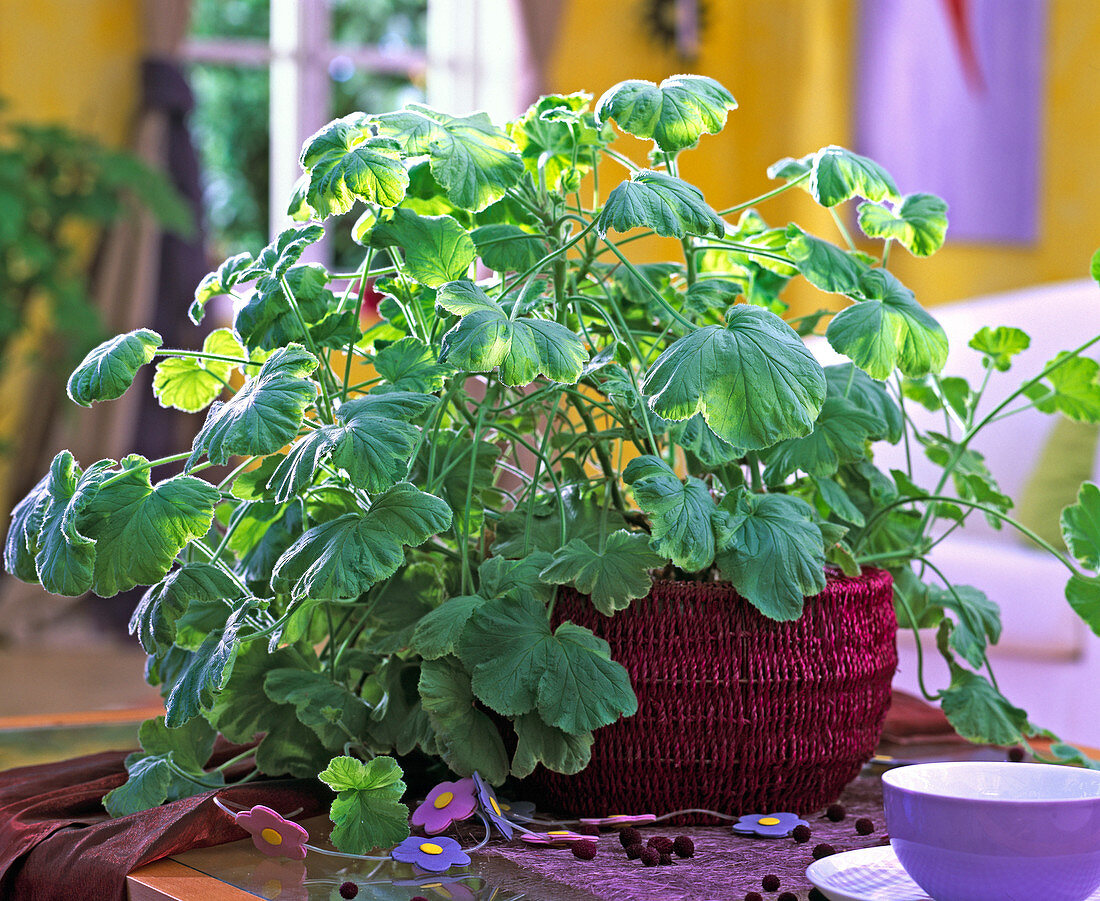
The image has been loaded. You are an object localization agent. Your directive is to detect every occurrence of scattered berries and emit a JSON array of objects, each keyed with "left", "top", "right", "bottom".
[
  {"left": 812, "top": 842, "right": 837, "bottom": 859},
  {"left": 625, "top": 842, "right": 644, "bottom": 860},
  {"left": 620, "top": 827, "right": 642, "bottom": 848},
  {"left": 762, "top": 874, "right": 781, "bottom": 891},
  {"left": 339, "top": 883, "right": 359, "bottom": 900},
  {"left": 744, "top": 894, "right": 763, "bottom": 901},
  {"left": 640, "top": 847, "right": 660, "bottom": 866},
  {"left": 825, "top": 803, "right": 846, "bottom": 822},
  {"left": 855, "top": 817, "right": 874, "bottom": 835},
  {"left": 647, "top": 835, "right": 675, "bottom": 854},
  {"left": 778, "top": 893, "right": 798, "bottom": 901},
  {"left": 572, "top": 840, "right": 598, "bottom": 861},
  {"left": 1008, "top": 746, "right": 1026, "bottom": 762},
  {"left": 792, "top": 824, "right": 812, "bottom": 843},
  {"left": 658, "top": 852, "right": 673, "bottom": 865},
  {"left": 672, "top": 835, "right": 695, "bottom": 858}
]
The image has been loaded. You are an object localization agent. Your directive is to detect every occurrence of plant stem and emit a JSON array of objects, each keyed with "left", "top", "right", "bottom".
[
  {"left": 601, "top": 237, "right": 696, "bottom": 331},
  {"left": 717, "top": 170, "right": 810, "bottom": 216}
]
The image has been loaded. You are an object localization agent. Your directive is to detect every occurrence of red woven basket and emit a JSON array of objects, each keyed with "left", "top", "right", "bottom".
[{"left": 527, "top": 567, "right": 897, "bottom": 820}]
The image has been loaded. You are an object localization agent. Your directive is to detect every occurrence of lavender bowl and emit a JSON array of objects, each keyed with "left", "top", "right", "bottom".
[{"left": 882, "top": 761, "right": 1100, "bottom": 901}]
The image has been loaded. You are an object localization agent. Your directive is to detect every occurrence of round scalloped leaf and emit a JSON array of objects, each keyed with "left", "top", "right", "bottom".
[
  {"left": 370, "top": 209, "right": 476, "bottom": 287},
  {"left": 594, "top": 75, "right": 737, "bottom": 152},
  {"left": 857, "top": 193, "right": 949, "bottom": 257},
  {"left": 596, "top": 170, "right": 726, "bottom": 239},
  {"left": 152, "top": 329, "right": 244, "bottom": 413},
  {"left": 67, "top": 329, "right": 163, "bottom": 407},
  {"left": 809, "top": 145, "right": 900, "bottom": 208}
]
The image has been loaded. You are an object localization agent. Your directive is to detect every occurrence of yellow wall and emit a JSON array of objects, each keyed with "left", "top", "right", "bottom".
[{"left": 547, "top": 0, "right": 1100, "bottom": 309}]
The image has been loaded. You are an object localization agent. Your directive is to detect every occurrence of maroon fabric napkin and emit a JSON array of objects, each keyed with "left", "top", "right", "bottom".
[{"left": 0, "top": 747, "right": 329, "bottom": 901}]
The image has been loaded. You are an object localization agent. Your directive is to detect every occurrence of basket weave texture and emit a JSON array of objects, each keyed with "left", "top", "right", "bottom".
[{"left": 528, "top": 567, "right": 897, "bottom": 821}]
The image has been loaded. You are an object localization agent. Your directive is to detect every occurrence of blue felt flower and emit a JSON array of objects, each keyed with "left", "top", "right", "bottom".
[
  {"left": 390, "top": 835, "right": 471, "bottom": 873},
  {"left": 471, "top": 771, "right": 514, "bottom": 839},
  {"left": 732, "top": 811, "right": 809, "bottom": 838}
]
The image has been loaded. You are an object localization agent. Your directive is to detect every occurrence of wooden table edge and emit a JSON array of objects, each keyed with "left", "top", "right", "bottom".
[{"left": 127, "top": 858, "right": 257, "bottom": 901}]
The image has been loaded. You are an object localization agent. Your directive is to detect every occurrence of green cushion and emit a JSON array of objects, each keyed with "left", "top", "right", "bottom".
[{"left": 1015, "top": 416, "right": 1100, "bottom": 549}]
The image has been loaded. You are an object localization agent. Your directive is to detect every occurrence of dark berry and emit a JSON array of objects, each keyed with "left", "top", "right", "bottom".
[
  {"left": 1008, "top": 746, "right": 1026, "bottom": 762},
  {"left": 744, "top": 894, "right": 763, "bottom": 901},
  {"left": 410, "top": 897, "right": 428, "bottom": 901},
  {"left": 640, "top": 847, "right": 660, "bottom": 866},
  {"left": 620, "top": 826, "right": 642, "bottom": 848},
  {"left": 339, "top": 883, "right": 359, "bottom": 900},
  {"left": 792, "top": 823, "right": 812, "bottom": 843},
  {"left": 672, "top": 835, "right": 695, "bottom": 858},
  {"left": 809, "top": 891, "right": 830, "bottom": 901},
  {"left": 658, "top": 852, "right": 673, "bottom": 865},
  {"left": 812, "top": 842, "right": 837, "bottom": 859},
  {"left": 855, "top": 817, "right": 874, "bottom": 835},
  {"left": 647, "top": 835, "right": 675, "bottom": 853},
  {"left": 625, "top": 842, "right": 644, "bottom": 859},
  {"left": 579, "top": 822, "right": 599, "bottom": 835},
  {"left": 778, "top": 894, "right": 798, "bottom": 901},
  {"left": 825, "top": 803, "right": 846, "bottom": 822},
  {"left": 572, "top": 839, "right": 598, "bottom": 861},
  {"left": 762, "top": 874, "right": 781, "bottom": 892}
]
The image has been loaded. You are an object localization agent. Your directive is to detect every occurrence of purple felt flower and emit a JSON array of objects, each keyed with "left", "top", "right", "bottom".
[
  {"left": 393, "top": 876, "right": 478, "bottom": 901},
  {"left": 410, "top": 777, "right": 477, "bottom": 835},
  {"left": 391, "top": 835, "right": 471, "bottom": 873},
  {"left": 471, "top": 771, "right": 514, "bottom": 839},
  {"left": 235, "top": 805, "right": 309, "bottom": 859},
  {"left": 732, "top": 811, "right": 809, "bottom": 838},
  {"left": 519, "top": 830, "right": 589, "bottom": 845},
  {"left": 578, "top": 814, "right": 657, "bottom": 828}
]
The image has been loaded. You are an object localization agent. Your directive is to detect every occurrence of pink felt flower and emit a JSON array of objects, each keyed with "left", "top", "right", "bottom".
[
  {"left": 519, "top": 830, "right": 589, "bottom": 845},
  {"left": 251, "top": 858, "right": 307, "bottom": 901},
  {"left": 235, "top": 805, "right": 310, "bottom": 859},
  {"left": 411, "top": 777, "right": 477, "bottom": 835},
  {"left": 578, "top": 814, "right": 657, "bottom": 828}
]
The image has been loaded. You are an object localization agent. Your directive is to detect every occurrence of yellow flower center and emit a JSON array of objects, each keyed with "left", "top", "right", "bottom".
[
  {"left": 549, "top": 830, "right": 571, "bottom": 835},
  {"left": 260, "top": 827, "right": 284, "bottom": 846},
  {"left": 419, "top": 842, "right": 444, "bottom": 855},
  {"left": 490, "top": 797, "right": 502, "bottom": 816},
  {"left": 433, "top": 791, "right": 454, "bottom": 809},
  {"left": 757, "top": 817, "right": 781, "bottom": 826}
]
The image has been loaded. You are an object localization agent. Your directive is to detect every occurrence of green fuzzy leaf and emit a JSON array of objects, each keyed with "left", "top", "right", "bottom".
[
  {"left": 471, "top": 224, "right": 550, "bottom": 273},
  {"left": 458, "top": 593, "right": 637, "bottom": 733},
  {"left": 968, "top": 326, "right": 1030, "bottom": 372},
  {"left": 1026, "top": 354, "right": 1100, "bottom": 422},
  {"left": 858, "top": 193, "right": 949, "bottom": 256},
  {"left": 814, "top": 475, "right": 866, "bottom": 527},
  {"left": 594, "top": 75, "right": 737, "bottom": 152},
  {"left": 491, "top": 486, "right": 629, "bottom": 559},
  {"left": 411, "top": 432, "right": 502, "bottom": 530},
  {"left": 924, "top": 434, "right": 1013, "bottom": 521},
  {"left": 268, "top": 390, "right": 436, "bottom": 501},
  {"left": 67, "top": 329, "right": 163, "bottom": 407},
  {"left": 511, "top": 712, "right": 593, "bottom": 778},
  {"left": 374, "top": 104, "right": 523, "bottom": 212},
  {"left": 826, "top": 269, "right": 948, "bottom": 379},
  {"left": 714, "top": 491, "right": 826, "bottom": 620},
  {"left": 622, "top": 455, "right": 716, "bottom": 572},
  {"left": 940, "top": 666, "right": 1027, "bottom": 746},
  {"left": 1065, "top": 574, "right": 1100, "bottom": 636},
  {"left": 265, "top": 668, "right": 371, "bottom": 751},
  {"left": 366, "top": 658, "right": 440, "bottom": 758},
  {"left": 1062, "top": 482, "right": 1100, "bottom": 570},
  {"left": 187, "top": 344, "right": 318, "bottom": 470},
  {"left": 930, "top": 584, "right": 1001, "bottom": 669},
  {"left": 130, "top": 563, "right": 244, "bottom": 654},
  {"left": 766, "top": 153, "right": 813, "bottom": 182},
  {"left": 411, "top": 595, "right": 487, "bottom": 660},
  {"left": 1092, "top": 248, "right": 1100, "bottom": 284},
  {"left": 77, "top": 457, "right": 219, "bottom": 598},
  {"left": 418, "top": 656, "right": 510, "bottom": 783},
  {"left": 163, "top": 602, "right": 255, "bottom": 726},
  {"left": 596, "top": 170, "right": 726, "bottom": 239},
  {"left": 674, "top": 414, "right": 743, "bottom": 468},
  {"left": 138, "top": 714, "right": 218, "bottom": 775},
  {"left": 34, "top": 453, "right": 112, "bottom": 596},
  {"left": 436, "top": 279, "right": 587, "bottom": 385},
  {"left": 808, "top": 145, "right": 900, "bottom": 208},
  {"left": 371, "top": 209, "right": 476, "bottom": 287},
  {"left": 478, "top": 552, "right": 556, "bottom": 603},
  {"left": 102, "top": 754, "right": 173, "bottom": 818},
  {"left": 641, "top": 307, "right": 827, "bottom": 449},
  {"left": 320, "top": 755, "right": 411, "bottom": 854},
  {"left": 153, "top": 329, "right": 244, "bottom": 413},
  {"left": 243, "top": 224, "right": 325, "bottom": 281},
  {"left": 824, "top": 364, "right": 904, "bottom": 444},
  {"left": 191, "top": 252, "right": 253, "bottom": 325},
  {"left": 3, "top": 472, "right": 50, "bottom": 584},
  {"left": 508, "top": 92, "right": 610, "bottom": 191},
  {"left": 785, "top": 225, "right": 869, "bottom": 295},
  {"left": 763, "top": 395, "right": 882, "bottom": 482},
  {"left": 374, "top": 337, "right": 450, "bottom": 393},
  {"left": 682, "top": 279, "right": 744, "bottom": 319},
  {"left": 271, "top": 483, "right": 451, "bottom": 600},
  {"left": 540, "top": 530, "right": 664, "bottom": 615},
  {"left": 234, "top": 264, "right": 353, "bottom": 353}
]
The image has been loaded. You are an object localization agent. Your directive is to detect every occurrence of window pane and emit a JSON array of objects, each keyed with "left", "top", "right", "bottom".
[
  {"left": 330, "top": 0, "right": 426, "bottom": 47},
  {"left": 190, "top": 0, "right": 270, "bottom": 39}
]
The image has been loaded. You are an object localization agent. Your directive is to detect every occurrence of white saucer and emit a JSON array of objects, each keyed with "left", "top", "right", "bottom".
[{"left": 806, "top": 845, "right": 1100, "bottom": 901}]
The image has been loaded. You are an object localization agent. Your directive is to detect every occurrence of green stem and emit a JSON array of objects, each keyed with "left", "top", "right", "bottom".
[
  {"left": 602, "top": 237, "right": 695, "bottom": 331},
  {"left": 499, "top": 218, "right": 599, "bottom": 299},
  {"left": 567, "top": 394, "right": 627, "bottom": 513},
  {"left": 279, "top": 274, "right": 335, "bottom": 419},
  {"left": 893, "top": 584, "right": 939, "bottom": 702},
  {"left": 157, "top": 348, "right": 257, "bottom": 367},
  {"left": 829, "top": 207, "right": 857, "bottom": 251},
  {"left": 717, "top": 171, "right": 811, "bottom": 216},
  {"left": 99, "top": 451, "right": 193, "bottom": 488}
]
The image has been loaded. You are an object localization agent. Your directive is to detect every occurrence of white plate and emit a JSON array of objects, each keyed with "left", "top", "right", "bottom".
[{"left": 806, "top": 845, "right": 1100, "bottom": 901}]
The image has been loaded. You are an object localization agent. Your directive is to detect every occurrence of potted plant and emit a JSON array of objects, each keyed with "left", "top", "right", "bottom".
[{"left": 6, "top": 74, "right": 1100, "bottom": 854}]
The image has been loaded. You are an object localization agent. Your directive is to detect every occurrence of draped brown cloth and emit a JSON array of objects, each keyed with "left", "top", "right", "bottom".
[{"left": 0, "top": 748, "right": 329, "bottom": 901}]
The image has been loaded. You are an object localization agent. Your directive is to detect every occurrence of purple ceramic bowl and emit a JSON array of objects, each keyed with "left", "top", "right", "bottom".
[{"left": 882, "top": 762, "right": 1100, "bottom": 901}]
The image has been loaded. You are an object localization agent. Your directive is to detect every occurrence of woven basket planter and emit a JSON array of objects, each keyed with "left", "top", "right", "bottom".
[{"left": 527, "top": 567, "right": 897, "bottom": 820}]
